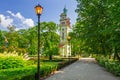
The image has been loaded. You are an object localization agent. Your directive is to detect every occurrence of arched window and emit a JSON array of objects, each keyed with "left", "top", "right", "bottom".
[{"left": 62, "top": 28, "right": 64, "bottom": 40}]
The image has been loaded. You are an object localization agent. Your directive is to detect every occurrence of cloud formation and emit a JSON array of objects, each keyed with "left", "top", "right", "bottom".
[
  {"left": 0, "top": 11, "right": 34, "bottom": 31},
  {"left": 0, "top": 14, "right": 13, "bottom": 29},
  {"left": 7, "top": 11, "right": 24, "bottom": 20}
]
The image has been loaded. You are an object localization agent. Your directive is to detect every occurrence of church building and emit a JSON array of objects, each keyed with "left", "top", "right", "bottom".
[{"left": 59, "top": 7, "right": 71, "bottom": 57}]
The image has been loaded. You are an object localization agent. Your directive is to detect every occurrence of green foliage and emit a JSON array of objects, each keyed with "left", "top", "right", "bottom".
[
  {"left": 0, "top": 63, "right": 58, "bottom": 80},
  {"left": 26, "top": 27, "right": 37, "bottom": 55},
  {"left": 0, "top": 21, "right": 60, "bottom": 57},
  {"left": 97, "top": 57, "right": 120, "bottom": 76},
  {"left": 0, "top": 47, "right": 26, "bottom": 55},
  {"left": 0, "top": 55, "right": 78, "bottom": 80},
  {"left": 40, "top": 62, "right": 58, "bottom": 77},
  {"left": 0, "top": 30, "right": 4, "bottom": 46},
  {"left": 75, "top": 0, "right": 120, "bottom": 59},
  {"left": 40, "top": 22, "right": 59, "bottom": 60},
  {"left": 0, "top": 66, "right": 36, "bottom": 80},
  {"left": 0, "top": 53, "right": 27, "bottom": 69}
]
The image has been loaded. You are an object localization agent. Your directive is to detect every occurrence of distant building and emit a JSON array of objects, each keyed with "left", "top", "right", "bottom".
[{"left": 59, "top": 7, "right": 71, "bottom": 57}]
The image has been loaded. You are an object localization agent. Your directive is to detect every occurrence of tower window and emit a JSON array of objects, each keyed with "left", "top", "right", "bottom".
[
  {"left": 62, "top": 22, "right": 65, "bottom": 25},
  {"left": 62, "top": 28, "right": 64, "bottom": 31},
  {"left": 62, "top": 32, "right": 64, "bottom": 40},
  {"left": 62, "top": 28, "right": 64, "bottom": 40}
]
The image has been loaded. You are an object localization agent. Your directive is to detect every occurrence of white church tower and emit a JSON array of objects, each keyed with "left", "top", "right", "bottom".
[{"left": 59, "top": 7, "right": 71, "bottom": 57}]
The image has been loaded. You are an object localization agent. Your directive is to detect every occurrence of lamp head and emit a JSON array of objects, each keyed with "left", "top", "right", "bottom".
[
  {"left": 67, "top": 36, "right": 71, "bottom": 40},
  {"left": 35, "top": 4, "right": 43, "bottom": 15}
]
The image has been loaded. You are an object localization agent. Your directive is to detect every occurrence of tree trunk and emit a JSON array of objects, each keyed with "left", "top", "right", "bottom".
[{"left": 49, "top": 54, "right": 52, "bottom": 60}]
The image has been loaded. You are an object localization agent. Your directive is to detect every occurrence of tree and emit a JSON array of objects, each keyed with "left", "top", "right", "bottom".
[
  {"left": 41, "top": 22, "right": 59, "bottom": 60},
  {"left": 0, "top": 22, "right": 60, "bottom": 58},
  {"left": 0, "top": 30, "right": 4, "bottom": 46},
  {"left": 26, "top": 27, "right": 37, "bottom": 55},
  {"left": 75, "top": 0, "right": 120, "bottom": 60}
]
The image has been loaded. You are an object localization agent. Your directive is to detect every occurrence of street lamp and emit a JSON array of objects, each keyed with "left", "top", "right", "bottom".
[
  {"left": 67, "top": 36, "right": 71, "bottom": 63},
  {"left": 35, "top": 4, "right": 43, "bottom": 80}
]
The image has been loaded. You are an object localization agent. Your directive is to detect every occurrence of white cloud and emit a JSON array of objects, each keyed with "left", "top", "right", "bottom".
[
  {"left": 16, "top": 13, "right": 24, "bottom": 20},
  {"left": 0, "top": 11, "right": 35, "bottom": 31},
  {"left": 7, "top": 11, "right": 35, "bottom": 28},
  {"left": 23, "top": 19, "right": 34, "bottom": 27},
  {"left": 7, "top": 11, "right": 15, "bottom": 17},
  {"left": 0, "top": 14, "right": 13, "bottom": 28},
  {"left": 7, "top": 11, "right": 24, "bottom": 20}
]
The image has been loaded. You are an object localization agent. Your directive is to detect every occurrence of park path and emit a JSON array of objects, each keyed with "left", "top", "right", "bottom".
[{"left": 45, "top": 58, "right": 120, "bottom": 80}]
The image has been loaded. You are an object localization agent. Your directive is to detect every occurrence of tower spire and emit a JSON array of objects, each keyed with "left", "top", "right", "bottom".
[{"left": 63, "top": 5, "right": 67, "bottom": 14}]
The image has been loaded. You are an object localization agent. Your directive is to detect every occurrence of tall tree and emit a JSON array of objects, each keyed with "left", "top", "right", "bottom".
[
  {"left": 75, "top": 0, "right": 120, "bottom": 60},
  {"left": 41, "top": 22, "right": 59, "bottom": 60}
]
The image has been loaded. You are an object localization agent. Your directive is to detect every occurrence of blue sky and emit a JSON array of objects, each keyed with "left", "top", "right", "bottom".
[{"left": 0, "top": 0, "right": 77, "bottom": 31}]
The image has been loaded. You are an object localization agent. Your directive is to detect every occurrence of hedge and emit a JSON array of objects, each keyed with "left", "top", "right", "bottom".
[
  {"left": 0, "top": 63, "right": 58, "bottom": 80},
  {"left": 97, "top": 57, "right": 120, "bottom": 76},
  {"left": 0, "top": 66, "right": 36, "bottom": 80}
]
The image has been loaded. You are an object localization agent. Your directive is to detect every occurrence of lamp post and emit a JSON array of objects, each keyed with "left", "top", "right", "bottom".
[
  {"left": 35, "top": 4, "right": 43, "bottom": 80},
  {"left": 67, "top": 36, "right": 71, "bottom": 63}
]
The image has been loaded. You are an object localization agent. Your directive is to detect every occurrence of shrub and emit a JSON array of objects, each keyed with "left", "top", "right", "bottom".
[
  {"left": 97, "top": 57, "right": 120, "bottom": 76},
  {"left": 0, "top": 47, "right": 26, "bottom": 56},
  {"left": 0, "top": 66, "right": 36, "bottom": 80},
  {"left": 0, "top": 56, "right": 78, "bottom": 80},
  {"left": 0, "top": 62, "right": 58, "bottom": 80},
  {"left": 0, "top": 53, "right": 27, "bottom": 69}
]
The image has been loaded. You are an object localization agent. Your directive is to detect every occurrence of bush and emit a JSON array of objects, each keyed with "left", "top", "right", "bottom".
[
  {"left": 0, "top": 53, "right": 27, "bottom": 69},
  {"left": 0, "top": 56, "right": 78, "bottom": 80},
  {"left": 0, "top": 47, "right": 26, "bottom": 56},
  {"left": 0, "top": 63, "right": 58, "bottom": 80},
  {"left": 40, "top": 63, "right": 58, "bottom": 77},
  {"left": 97, "top": 57, "right": 120, "bottom": 76},
  {"left": 0, "top": 66, "right": 36, "bottom": 80}
]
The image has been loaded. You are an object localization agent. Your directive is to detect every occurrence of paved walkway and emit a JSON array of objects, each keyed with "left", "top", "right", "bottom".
[{"left": 45, "top": 58, "right": 120, "bottom": 80}]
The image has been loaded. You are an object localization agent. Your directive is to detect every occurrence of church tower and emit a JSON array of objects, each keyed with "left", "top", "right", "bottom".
[{"left": 59, "top": 7, "right": 71, "bottom": 57}]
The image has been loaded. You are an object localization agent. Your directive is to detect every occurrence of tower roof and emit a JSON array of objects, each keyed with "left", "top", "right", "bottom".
[
  {"left": 59, "top": 6, "right": 71, "bottom": 28},
  {"left": 63, "top": 6, "right": 68, "bottom": 14}
]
